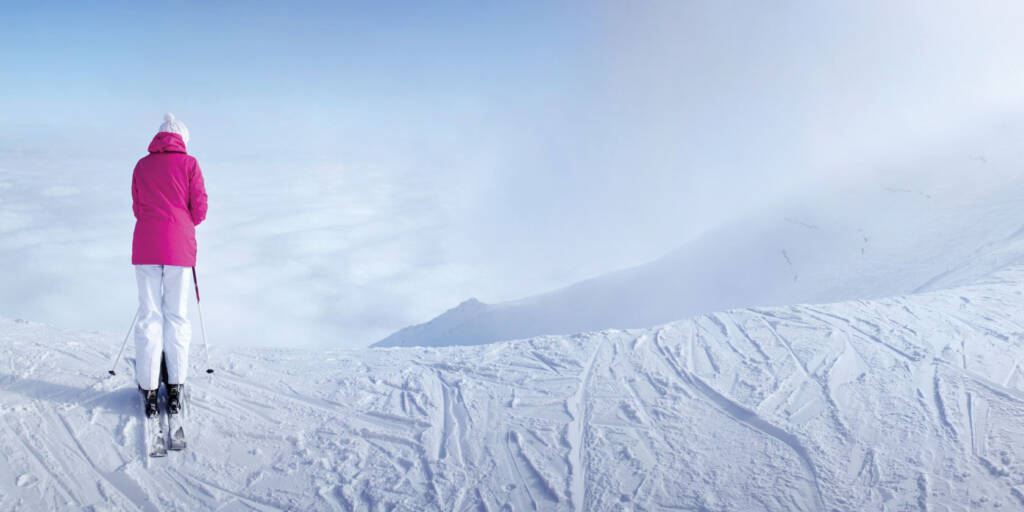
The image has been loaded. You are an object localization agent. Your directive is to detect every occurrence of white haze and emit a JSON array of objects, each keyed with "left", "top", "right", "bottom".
[{"left": 1, "top": 1, "right": 1024, "bottom": 348}]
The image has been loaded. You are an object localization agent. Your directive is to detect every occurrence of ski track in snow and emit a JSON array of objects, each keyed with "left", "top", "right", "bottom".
[{"left": 3, "top": 267, "right": 1024, "bottom": 510}]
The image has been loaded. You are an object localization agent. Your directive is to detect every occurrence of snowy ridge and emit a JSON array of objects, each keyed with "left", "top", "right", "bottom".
[
  {"left": 3, "top": 267, "right": 1024, "bottom": 510},
  {"left": 376, "top": 169, "right": 1024, "bottom": 348}
]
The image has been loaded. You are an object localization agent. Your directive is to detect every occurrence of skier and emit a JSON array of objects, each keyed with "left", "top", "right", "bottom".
[{"left": 131, "top": 113, "right": 208, "bottom": 453}]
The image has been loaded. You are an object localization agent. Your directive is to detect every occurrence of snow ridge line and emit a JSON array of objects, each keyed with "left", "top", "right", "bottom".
[
  {"left": 757, "top": 313, "right": 854, "bottom": 438},
  {"left": 505, "top": 429, "right": 541, "bottom": 509},
  {"left": 436, "top": 370, "right": 454, "bottom": 462},
  {"left": 652, "top": 333, "right": 826, "bottom": 511},
  {"left": 932, "top": 366, "right": 958, "bottom": 441},
  {"left": 804, "top": 306, "right": 921, "bottom": 362},
  {"left": 757, "top": 315, "right": 809, "bottom": 376},
  {"left": 729, "top": 315, "right": 771, "bottom": 361},
  {"left": 967, "top": 392, "right": 976, "bottom": 455},
  {"left": 566, "top": 337, "right": 603, "bottom": 511},
  {"left": 434, "top": 369, "right": 472, "bottom": 469}
]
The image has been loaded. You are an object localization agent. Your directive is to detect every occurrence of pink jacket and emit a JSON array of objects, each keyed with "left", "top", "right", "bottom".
[{"left": 131, "top": 132, "right": 208, "bottom": 266}]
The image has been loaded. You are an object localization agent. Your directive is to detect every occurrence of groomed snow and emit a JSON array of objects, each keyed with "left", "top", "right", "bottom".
[{"left": 2, "top": 266, "right": 1024, "bottom": 510}]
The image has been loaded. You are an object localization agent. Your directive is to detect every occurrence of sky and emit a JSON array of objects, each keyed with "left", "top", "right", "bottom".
[{"left": 2, "top": 1, "right": 1024, "bottom": 348}]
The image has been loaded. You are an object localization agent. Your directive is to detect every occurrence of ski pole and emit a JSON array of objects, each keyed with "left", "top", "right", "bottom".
[
  {"left": 192, "top": 266, "right": 214, "bottom": 374},
  {"left": 108, "top": 310, "right": 139, "bottom": 376}
]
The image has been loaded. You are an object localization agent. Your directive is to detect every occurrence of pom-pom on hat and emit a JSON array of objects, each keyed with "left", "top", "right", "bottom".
[{"left": 159, "top": 112, "right": 190, "bottom": 145}]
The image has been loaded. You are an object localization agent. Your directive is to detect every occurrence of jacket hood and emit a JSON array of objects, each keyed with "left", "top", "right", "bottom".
[{"left": 148, "top": 132, "right": 188, "bottom": 154}]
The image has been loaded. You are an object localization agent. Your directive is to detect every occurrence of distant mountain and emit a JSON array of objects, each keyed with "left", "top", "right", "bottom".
[{"left": 377, "top": 166, "right": 1024, "bottom": 347}]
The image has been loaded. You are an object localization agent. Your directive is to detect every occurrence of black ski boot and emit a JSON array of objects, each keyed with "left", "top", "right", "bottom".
[
  {"left": 167, "top": 384, "right": 182, "bottom": 415},
  {"left": 141, "top": 387, "right": 160, "bottom": 418}
]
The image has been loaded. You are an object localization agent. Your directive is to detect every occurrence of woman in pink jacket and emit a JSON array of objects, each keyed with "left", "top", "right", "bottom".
[{"left": 131, "top": 113, "right": 208, "bottom": 427}]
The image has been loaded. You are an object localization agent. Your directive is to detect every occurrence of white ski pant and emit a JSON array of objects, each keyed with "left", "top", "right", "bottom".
[{"left": 134, "top": 265, "right": 191, "bottom": 390}]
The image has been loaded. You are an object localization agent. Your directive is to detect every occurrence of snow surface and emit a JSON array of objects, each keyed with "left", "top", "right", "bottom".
[
  {"left": 3, "top": 265, "right": 1024, "bottom": 510},
  {"left": 376, "top": 158, "right": 1024, "bottom": 348}
]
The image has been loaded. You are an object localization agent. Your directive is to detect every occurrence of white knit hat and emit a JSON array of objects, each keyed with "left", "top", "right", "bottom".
[{"left": 159, "top": 112, "right": 190, "bottom": 145}]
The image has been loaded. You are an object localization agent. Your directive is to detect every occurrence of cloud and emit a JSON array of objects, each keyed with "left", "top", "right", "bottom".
[{"left": 3, "top": 2, "right": 1024, "bottom": 348}]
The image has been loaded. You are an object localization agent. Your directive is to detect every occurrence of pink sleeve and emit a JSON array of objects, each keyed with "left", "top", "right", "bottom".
[
  {"left": 131, "top": 170, "right": 140, "bottom": 219},
  {"left": 189, "top": 161, "right": 208, "bottom": 226}
]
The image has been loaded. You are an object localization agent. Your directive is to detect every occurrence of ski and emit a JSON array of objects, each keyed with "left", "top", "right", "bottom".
[
  {"left": 140, "top": 388, "right": 167, "bottom": 458},
  {"left": 147, "top": 415, "right": 168, "bottom": 457},
  {"left": 166, "top": 383, "right": 187, "bottom": 451},
  {"left": 168, "top": 413, "right": 186, "bottom": 451}
]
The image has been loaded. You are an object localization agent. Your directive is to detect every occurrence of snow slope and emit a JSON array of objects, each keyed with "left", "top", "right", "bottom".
[
  {"left": 376, "top": 161, "right": 1024, "bottom": 348},
  {"left": 3, "top": 265, "right": 1024, "bottom": 510}
]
